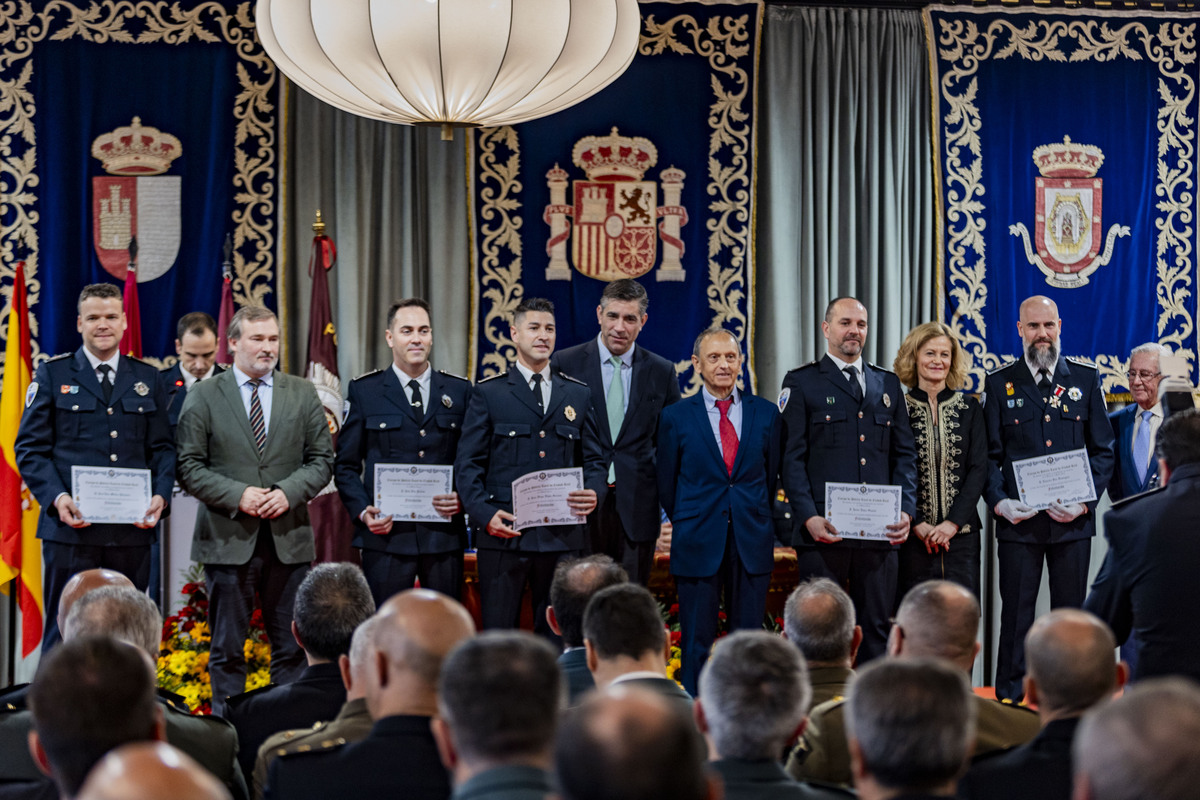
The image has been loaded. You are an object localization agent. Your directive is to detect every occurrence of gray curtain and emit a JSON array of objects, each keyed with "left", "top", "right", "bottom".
[
  {"left": 757, "top": 5, "right": 934, "bottom": 396},
  {"left": 279, "top": 82, "right": 470, "bottom": 382}
]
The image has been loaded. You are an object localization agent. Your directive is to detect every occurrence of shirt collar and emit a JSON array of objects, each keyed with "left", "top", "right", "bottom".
[
  {"left": 610, "top": 670, "right": 669, "bottom": 685},
  {"left": 1138, "top": 401, "right": 1163, "bottom": 418},
  {"left": 1024, "top": 354, "right": 1060, "bottom": 381},
  {"left": 515, "top": 361, "right": 551, "bottom": 386},
  {"left": 597, "top": 335, "right": 635, "bottom": 368},
  {"left": 825, "top": 352, "right": 864, "bottom": 374},
  {"left": 83, "top": 347, "right": 120, "bottom": 374},
  {"left": 233, "top": 364, "right": 273, "bottom": 387},
  {"left": 701, "top": 384, "right": 739, "bottom": 408},
  {"left": 392, "top": 362, "right": 431, "bottom": 387},
  {"left": 182, "top": 364, "right": 216, "bottom": 388}
]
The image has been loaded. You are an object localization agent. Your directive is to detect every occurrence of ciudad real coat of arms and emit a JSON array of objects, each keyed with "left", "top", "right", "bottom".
[
  {"left": 543, "top": 127, "right": 688, "bottom": 282},
  {"left": 1009, "top": 136, "right": 1129, "bottom": 288}
]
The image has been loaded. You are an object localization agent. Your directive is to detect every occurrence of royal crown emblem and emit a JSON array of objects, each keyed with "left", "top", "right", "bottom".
[
  {"left": 91, "top": 117, "right": 183, "bottom": 283},
  {"left": 543, "top": 127, "right": 689, "bottom": 282},
  {"left": 1009, "top": 136, "right": 1129, "bottom": 288}
]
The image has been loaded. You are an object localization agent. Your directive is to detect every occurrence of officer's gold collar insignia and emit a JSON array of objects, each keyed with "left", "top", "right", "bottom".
[{"left": 565, "top": 405, "right": 576, "bottom": 421}]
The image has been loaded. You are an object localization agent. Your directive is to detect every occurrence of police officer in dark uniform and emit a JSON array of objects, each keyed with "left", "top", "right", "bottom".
[
  {"left": 983, "top": 295, "right": 1114, "bottom": 701},
  {"left": 15, "top": 283, "right": 174, "bottom": 652},
  {"left": 778, "top": 297, "right": 917, "bottom": 663},
  {"left": 161, "top": 311, "right": 223, "bottom": 436},
  {"left": 335, "top": 298, "right": 471, "bottom": 605},
  {"left": 455, "top": 297, "right": 605, "bottom": 635}
]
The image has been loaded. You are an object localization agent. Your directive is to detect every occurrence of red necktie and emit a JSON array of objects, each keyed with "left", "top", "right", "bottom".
[{"left": 716, "top": 397, "right": 738, "bottom": 476}]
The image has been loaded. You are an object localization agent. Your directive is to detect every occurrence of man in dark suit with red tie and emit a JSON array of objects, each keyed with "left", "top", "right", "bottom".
[
  {"left": 552, "top": 279, "right": 681, "bottom": 585},
  {"left": 657, "top": 327, "right": 782, "bottom": 696}
]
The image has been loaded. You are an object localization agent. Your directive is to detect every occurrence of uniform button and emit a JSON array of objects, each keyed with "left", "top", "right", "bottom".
[
  {"left": 107, "top": 407, "right": 113, "bottom": 415},
  {"left": 419, "top": 429, "right": 426, "bottom": 437},
  {"left": 858, "top": 411, "right": 864, "bottom": 419},
  {"left": 1076, "top": 415, "right": 1081, "bottom": 421},
  {"left": 825, "top": 415, "right": 831, "bottom": 422},
  {"left": 784, "top": 512, "right": 792, "bottom": 519},
  {"left": 138, "top": 406, "right": 144, "bottom": 412},
  {"left": 379, "top": 422, "right": 386, "bottom": 428},
  {"left": 451, "top": 422, "right": 457, "bottom": 428},
  {"left": 539, "top": 430, "right": 546, "bottom": 438},
  {"left": 509, "top": 430, "right": 516, "bottom": 437},
  {"left": 860, "top": 458, "right": 866, "bottom": 466},
  {"left": 72, "top": 404, "right": 79, "bottom": 411},
  {"left": 859, "top": 434, "right": 865, "bottom": 442},
  {"left": 110, "top": 431, "right": 118, "bottom": 439},
  {"left": 109, "top": 454, "right": 118, "bottom": 462},
  {"left": 418, "top": 451, "right": 425, "bottom": 458},
  {"left": 1045, "top": 439, "right": 1052, "bottom": 447},
  {"left": 539, "top": 451, "right": 546, "bottom": 458},
  {"left": 886, "top": 420, "right": 891, "bottom": 427}
]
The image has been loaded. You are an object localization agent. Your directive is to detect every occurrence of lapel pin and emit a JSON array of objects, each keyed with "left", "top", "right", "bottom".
[
  {"left": 442, "top": 394, "right": 453, "bottom": 408},
  {"left": 1005, "top": 381, "right": 1014, "bottom": 396},
  {"left": 1068, "top": 387, "right": 1082, "bottom": 401},
  {"left": 133, "top": 381, "right": 149, "bottom": 396},
  {"left": 826, "top": 396, "right": 836, "bottom": 405},
  {"left": 882, "top": 393, "right": 891, "bottom": 408}
]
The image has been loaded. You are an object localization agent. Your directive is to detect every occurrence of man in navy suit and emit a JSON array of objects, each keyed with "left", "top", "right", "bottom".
[
  {"left": 15, "top": 283, "right": 174, "bottom": 652},
  {"left": 1108, "top": 343, "right": 1167, "bottom": 502},
  {"left": 335, "top": 298, "right": 471, "bottom": 605},
  {"left": 777, "top": 297, "right": 917, "bottom": 664},
  {"left": 552, "top": 279, "right": 681, "bottom": 585},
  {"left": 161, "top": 312, "right": 223, "bottom": 436},
  {"left": 455, "top": 297, "right": 604, "bottom": 635},
  {"left": 657, "top": 327, "right": 782, "bottom": 695}
]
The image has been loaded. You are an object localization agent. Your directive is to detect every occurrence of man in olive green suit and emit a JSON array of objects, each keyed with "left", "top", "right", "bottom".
[{"left": 177, "top": 306, "right": 334, "bottom": 717}]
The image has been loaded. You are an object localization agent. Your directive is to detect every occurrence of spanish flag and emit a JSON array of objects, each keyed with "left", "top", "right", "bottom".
[{"left": 0, "top": 262, "right": 43, "bottom": 655}]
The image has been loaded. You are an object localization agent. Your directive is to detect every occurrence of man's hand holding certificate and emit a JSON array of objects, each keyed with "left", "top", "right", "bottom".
[
  {"left": 70, "top": 466, "right": 161, "bottom": 527},
  {"left": 1011, "top": 447, "right": 1097, "bottom": 512},
  {"left": 823, "top": 482, "right": 906, "bottom": 542}
]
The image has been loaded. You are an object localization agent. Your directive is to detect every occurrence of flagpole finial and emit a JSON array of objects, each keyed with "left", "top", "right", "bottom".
[{"left": 313, "top": 209, "right": 325, "bottom": 237}]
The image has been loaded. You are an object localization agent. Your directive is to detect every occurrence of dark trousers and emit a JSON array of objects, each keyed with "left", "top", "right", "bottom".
[
  {"left": 590, "top": 488, "right": 655, "bottom": 586},
  {"left": 205, "top": 527, "right": 308, "bottom": 717},
  {"left": 476, "top": 548, "right": 577, "bottom": 639},
  {"left": 360, "top": 549, "right": 463, "bottom": 607},
  {"left": 995, "top": 538, "right": 1091, "bottom": 701},
  {"left": 42, "top": 540, "right": 152, "bottom": 653},
  {"left": 675, "top": 528, "right": 771, "bottom": 697},
  {"left": 796, "top": 545, "right": 898, "bottom": 664},
  {"left": 898, "top": 529, "right": 981, "bottom": 601}
]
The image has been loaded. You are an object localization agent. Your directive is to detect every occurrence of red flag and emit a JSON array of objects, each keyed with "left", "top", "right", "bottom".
[
  {"left": 1, "top": 262, "right": 44, "bottom": 655},
  {"left": 215, "top": 272, "right": 234, "bottom": 365},
  {"left": 304, "top": 224, "right": 356, "bottom": 564},
  {"left": 121, "top": 265, "right": 142, "bottom": 358}
]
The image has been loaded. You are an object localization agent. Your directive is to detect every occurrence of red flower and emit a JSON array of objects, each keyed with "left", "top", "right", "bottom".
[
  {"left": 669, "top": 630, "right": 682, "bottom": 646},
  {"left": 669, "top": 603, "right": 679, "bottom": 616},
  {"left": 774, "top": 617, "right": 784, "bottom": 627},
  {"left": 717, "top": 611, "right": 727, "bottom": 622},
  {"left": 181, "top": 582, "right": 201, "bottom": 595}
]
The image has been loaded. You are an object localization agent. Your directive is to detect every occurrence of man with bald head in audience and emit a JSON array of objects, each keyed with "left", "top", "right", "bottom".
[
  {"left": 265, "top": 589, "right": 476, "bottom": 800},
  {"left": 77, "top": 743, "right": 231, "bottom": 800},
  {"left": 546, "top": 555, "right": 629, "bottom": 704},
  {"left": 1072, "top": 678, "right": 1200, "bottom": 800},
  {"left": 556, "top": 687, "right": 714, "bottom": 800},
  {"left": 783, "top": 577, "right": 861, "bottom": 707},
  {"left": 960, "top": 609, "right": 1124, "bottom": 800},
  {"left": 789, "top": 580, "right": 1039, "bottom": 787}
]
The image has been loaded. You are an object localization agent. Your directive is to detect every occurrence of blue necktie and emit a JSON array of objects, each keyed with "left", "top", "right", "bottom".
[{"left": 1133, "top": 409, "right": 1153, "bottom": 485}]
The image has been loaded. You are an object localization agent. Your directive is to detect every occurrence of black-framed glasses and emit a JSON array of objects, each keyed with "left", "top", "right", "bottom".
[{"left": 1126, "top": 370, "right": 1161, "bottom": 382}]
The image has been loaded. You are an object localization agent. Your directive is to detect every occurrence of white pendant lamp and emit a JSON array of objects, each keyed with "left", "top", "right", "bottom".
[{"left": 256, "top": 0, "right": 642, "bottom": 138}]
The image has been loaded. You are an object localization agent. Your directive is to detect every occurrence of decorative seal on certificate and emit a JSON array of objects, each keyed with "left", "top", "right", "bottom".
[
  {"left": 133, "top": 381, "right": 149, "bottom": 396},
  {"left": 564, "top": 405, "right": 576, "bottom": 421},
  {"left": 441, "top": 394, "right": 453, "bottom": 408},
  {"left": 26, "top": 383, "right": 37, "bottom": 406}
]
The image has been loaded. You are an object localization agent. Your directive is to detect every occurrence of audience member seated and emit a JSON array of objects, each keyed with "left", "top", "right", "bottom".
[
  {"left": 264, "top": 589, "right": 475, "bottom": 800},
  {"left": 782, "top": 578, "right": 861, "bottom": 706},
  {"left": 1072, "top": 677, "right": 1200, "bottom": 800},
  {"left": 227, "top": 563, "right": 375, "bottom": 782},
  {"left": 959, "top": 609, "right": 1125, "bottom": 800},
  {"left": 76, "top": 742, "right": 231, "bottom": 800},
  {"left": 790, "top": 580, "right": 1039, "bottom": 786},
  {"left": 696, "top": 631, "right": 852, "bottom": 800},
  {"left": 846, "top": 659, "right": 975, "bottom": 800},
  {"left": 556, "top": 687, "right": 713, "bottom": 800},
  {"left": 252, "top": 618, "right": 378, "bottom": 799},
  {"left": 545, "top": 555, "right": 628, "bottom": 705},
  {"left": 432, "top": 632, "right": 562, "bottom": 800},
  {"left": 27, "top": 637, "right": 163, "bottom": 800},
  {"left": 582, "top": 584, "right": 691, "bottom": 711}
]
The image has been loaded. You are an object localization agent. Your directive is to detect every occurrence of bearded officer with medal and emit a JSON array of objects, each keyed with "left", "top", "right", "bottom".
[{"left": 15, "top": 283, "right": 174, "bottom": 653}]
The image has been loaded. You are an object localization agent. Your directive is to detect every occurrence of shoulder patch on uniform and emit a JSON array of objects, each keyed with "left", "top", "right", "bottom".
[
  {"left": 1065, "top": 357, "right": 1098, "bottom": 370},
  {"left": 478, "top": 372, "right": 505, "bottom": 383},
  {"left": 558, "top": 372, "right": 587, "bottom": 386},
  {"left": 987, "top": 360, "right": 1018, "bottom": 375},
  {"left": 777, "top": 387, "right": 790, "bottom": 412},
  {"left": 437, "top": 369, "right": 470, "bottom": 383},
  {"left": 24, "top": 382, "right": 37, "bottom": 407},
  {"left": 1111, "top": 484, "right": 1167, "bottom": 509}
]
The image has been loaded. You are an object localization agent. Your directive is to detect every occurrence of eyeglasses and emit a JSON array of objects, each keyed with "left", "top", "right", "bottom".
[{"left": 1126, "top": 371, "right": 1161, "bottom": 382}]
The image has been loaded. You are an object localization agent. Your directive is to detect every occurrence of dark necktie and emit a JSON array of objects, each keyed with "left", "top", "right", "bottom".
[
  {"left": 249, "top": 378, "right": 266, "bottom": 453},
  {"left": 97, "top": 364, "right": 113, "bottom": 403},
  {"left": 844, "top": 365, "right": 863, "bottom": 402},
  {"left": 408, "top": 379, "right": 423, "bottom": 415},
  {"left": 1037, "top": 369, "right": 1051, "bottom": 400},
  {"left": 716, "top": 397, "right": 738, "bottom": 476},
  {"left": 530, "top": 373, "right": 544, "bottom": 414}
]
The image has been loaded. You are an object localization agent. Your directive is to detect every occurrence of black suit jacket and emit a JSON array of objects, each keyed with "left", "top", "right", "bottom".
[
  {"left": 265, "top": 714, "right": 450, "bottom": 800},
  {"left": 225, "top": 662, "right": 346, "bottom": 783},
  {"left": 455, "top": 367, "right": 605, "bottom": 553},
  {"left": 1084, "top": 462, "right": 1200, "bottom": 682},
  {"left": 559, "top": 648, "right": 595, "bottom": 705},
  {"left": 552, "top": 339, "right": 681, "bottom": 543},
  {"left": 958, "top": 717, "right": 1077, "bottom": 800},
  {"left": 335, "top": 367, "right": 471, "bottom": 554}
]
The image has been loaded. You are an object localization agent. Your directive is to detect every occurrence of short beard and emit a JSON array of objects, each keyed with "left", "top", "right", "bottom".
[{"left": 1026, "top": 339, "right": 1058, "bottom": 372}]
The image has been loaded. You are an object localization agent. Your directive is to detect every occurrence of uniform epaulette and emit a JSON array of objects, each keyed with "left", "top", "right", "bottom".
[
  {"left": 352, "top": 368, "right": 384, "bottom": 381},
  {"left": 787, "top": 360, "right": 819, "bottom": 373},
  {"left": 438, "top": 369, "right": 470, "bottom": 383},
  {"left": 991, "top": 696, "right": 1039, "bottom": 715},
  {"left": 987, "top": 360, "right": 1018, "bottom": 375},
  {"left": 124, "top": 354, "right": 152, "bottom": 366},
  {"left": 275, "top": 730, "right": 350, "bottom": 759},
  {"left": 1065, "top": 356, "right": 1098, "bottom": 370},
  {"left": 558, "top": 371, "right": 587, "bottom": 386},
  {"left": 47, "top": 353, "right": 72, "bottom": 362},
  {"left": 868, "top": 362, "right": 896, "bottom": 375},
  {"left": 478, "top": 371, "right": 506, "bottom": 383},
  {"left": 1111, "top": 484, "right": 1166, "bottom": 510},
  {"left": 225, "top": 682, "right": 278, "bottom": 707}
]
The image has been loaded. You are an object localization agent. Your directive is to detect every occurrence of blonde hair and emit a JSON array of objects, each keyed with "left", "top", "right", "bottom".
[{"left": 893, "top": 322, "right": 968, "bottom": 390}]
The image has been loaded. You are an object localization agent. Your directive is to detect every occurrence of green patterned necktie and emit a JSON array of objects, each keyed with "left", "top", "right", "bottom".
[{"left": 607, "top": 355, "right": 625, "bottom": 483}]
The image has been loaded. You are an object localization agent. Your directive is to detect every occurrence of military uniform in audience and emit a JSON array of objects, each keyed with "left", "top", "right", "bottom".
[{"left": 253, "top": 698, "right": 372, "bottom": 800}]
